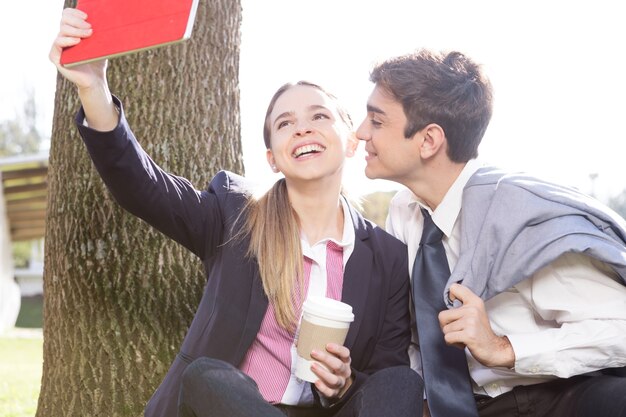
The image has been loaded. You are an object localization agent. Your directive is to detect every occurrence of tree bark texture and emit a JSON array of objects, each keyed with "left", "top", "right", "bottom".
[{"left": 38, "top": 0, "right": 242, "bottom": 415}]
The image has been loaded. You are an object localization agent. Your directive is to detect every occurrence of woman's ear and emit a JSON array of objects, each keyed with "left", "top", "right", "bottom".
[
  {"left": 266, "top": 149, "right": 279, "bottom": 173},
  {"left": 345, "top": 132, "right": 358, "bottom": 157}
]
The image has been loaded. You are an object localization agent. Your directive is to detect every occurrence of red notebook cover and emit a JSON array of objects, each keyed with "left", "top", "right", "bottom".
[{"left": 60, "top": 0, "right": 200, "bottom": 67}]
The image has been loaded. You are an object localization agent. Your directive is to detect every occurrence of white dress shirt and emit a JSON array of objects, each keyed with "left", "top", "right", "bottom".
[
  {"left": 386, "top": 159, "right": 626, "bottom": 397},
  {"left": 280, "top": 196, "right": 355, "bottom": 405}
]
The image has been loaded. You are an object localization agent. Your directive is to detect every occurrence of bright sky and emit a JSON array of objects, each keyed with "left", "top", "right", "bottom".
[{"left": 2, "top": 0, "right": 625, "bottom": 199}]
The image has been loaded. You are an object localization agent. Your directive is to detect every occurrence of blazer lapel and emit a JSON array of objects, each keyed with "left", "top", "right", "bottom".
[{"left": 341, "top": 202, "right": 372, "bottom": 349}]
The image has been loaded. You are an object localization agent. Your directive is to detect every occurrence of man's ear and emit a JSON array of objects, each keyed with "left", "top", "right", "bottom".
[
  {"left": 266, "top": 149, "right": 279, "bottom": 173},
  {"left": 345, "top": 132, "right": 358, "bottom": 157},
  {"left": 418, "top": 124, "right": 446, "bottom": 159}
]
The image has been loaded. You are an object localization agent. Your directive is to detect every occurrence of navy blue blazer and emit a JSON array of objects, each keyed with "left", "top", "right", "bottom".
[{"left": 77, "top": 98, "right": 411, "bottom": 417}]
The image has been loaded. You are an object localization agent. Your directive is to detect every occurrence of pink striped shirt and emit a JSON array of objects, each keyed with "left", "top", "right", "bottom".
[{"left": 239, "top": 242, "right": 345, "bottom": 403}]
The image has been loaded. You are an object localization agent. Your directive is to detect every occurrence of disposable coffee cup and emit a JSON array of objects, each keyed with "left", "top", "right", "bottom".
[{"left": 295, "top": 296, "right": 354, "bottom": 382}]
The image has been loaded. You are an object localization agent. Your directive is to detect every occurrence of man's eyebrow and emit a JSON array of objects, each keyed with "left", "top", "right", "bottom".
[{"left": 366, "top": 104, "right": 386, "bottom": 115}]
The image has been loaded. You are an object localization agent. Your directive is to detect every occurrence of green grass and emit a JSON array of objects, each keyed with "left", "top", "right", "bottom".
[
  {"left": 0, "top": 336, "right": 43, "bottom": 417},
  {"left": 15, "top": 296, "right": 43, "bottom": 329},
  {"left": 0, "top": 296, "right": 44, "bottom": 416}
]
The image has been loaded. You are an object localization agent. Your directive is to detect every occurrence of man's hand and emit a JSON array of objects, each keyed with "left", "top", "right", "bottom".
[
  {"left": 438, "top": 284, "right": 515, "bottom": 368},
  {"left": 310, "top": 343, "right": 353, "bottom": 399}
]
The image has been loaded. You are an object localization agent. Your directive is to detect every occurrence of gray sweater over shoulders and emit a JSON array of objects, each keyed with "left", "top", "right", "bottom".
[{"left": 446, "top": 166, "right": 626, "bottom": 307}]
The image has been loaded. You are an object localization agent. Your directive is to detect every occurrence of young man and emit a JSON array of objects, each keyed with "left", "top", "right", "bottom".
[{"left": 356, "top": 49, "right": 626, "bottom": 417}]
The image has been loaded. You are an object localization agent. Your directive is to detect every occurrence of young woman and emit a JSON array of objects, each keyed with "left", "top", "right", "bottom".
[{"left": 50, "top": 8, "right": 423, "bottom": 417}]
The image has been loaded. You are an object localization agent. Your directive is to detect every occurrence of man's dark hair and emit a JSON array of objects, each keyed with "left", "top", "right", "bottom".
[{"left": 371, "top": 49, "right": 493, "bottom": 162}]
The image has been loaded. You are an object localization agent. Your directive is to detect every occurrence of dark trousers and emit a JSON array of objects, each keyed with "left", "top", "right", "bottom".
[
  {"left": 476, "top": 375, "right": 626, "bottom": 417},
  {"left": 177, "top": 357, "right": 423, "bottom": 417}
]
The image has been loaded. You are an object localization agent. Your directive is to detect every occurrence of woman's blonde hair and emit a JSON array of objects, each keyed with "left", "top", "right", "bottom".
[{"left": 243, "top": 81, "right": 353, "bottom": 330}]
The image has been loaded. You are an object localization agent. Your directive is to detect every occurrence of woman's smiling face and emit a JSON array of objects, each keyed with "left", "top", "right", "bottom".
[{"left": 266, "top": 84, "right": 356, "bottom": 183}]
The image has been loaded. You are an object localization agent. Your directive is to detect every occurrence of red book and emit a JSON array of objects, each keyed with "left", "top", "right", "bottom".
[{"left": 60, "top": 0, "right": 200, "bottom": 67}]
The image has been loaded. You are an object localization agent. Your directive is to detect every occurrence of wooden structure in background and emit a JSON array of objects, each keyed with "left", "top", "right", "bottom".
[{"left": 0, "top": 152, "right": 48, "bottom": 242}]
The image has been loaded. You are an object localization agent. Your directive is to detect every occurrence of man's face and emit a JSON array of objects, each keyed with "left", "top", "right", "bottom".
[{"left": 356, "top": 85, "right": 422, "bottom": 185}]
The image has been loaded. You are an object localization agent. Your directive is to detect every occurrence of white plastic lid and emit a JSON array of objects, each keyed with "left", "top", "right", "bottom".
[{"left": 302, "top": 296, "right": 354, "bottom": 323}]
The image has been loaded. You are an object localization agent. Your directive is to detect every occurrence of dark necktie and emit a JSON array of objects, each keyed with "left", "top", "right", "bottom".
[{"left": 412, "top": 208, "right": 478, "bottom": 417}]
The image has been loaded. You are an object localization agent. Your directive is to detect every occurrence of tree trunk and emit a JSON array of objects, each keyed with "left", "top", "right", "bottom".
[{"left": 37, "top": 0, "right": 242, "bottom": 415}]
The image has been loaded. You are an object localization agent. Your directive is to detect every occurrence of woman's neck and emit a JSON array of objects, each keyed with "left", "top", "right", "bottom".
[{"left": 286, "top": 178, "right": 344, "bottom": 245}]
